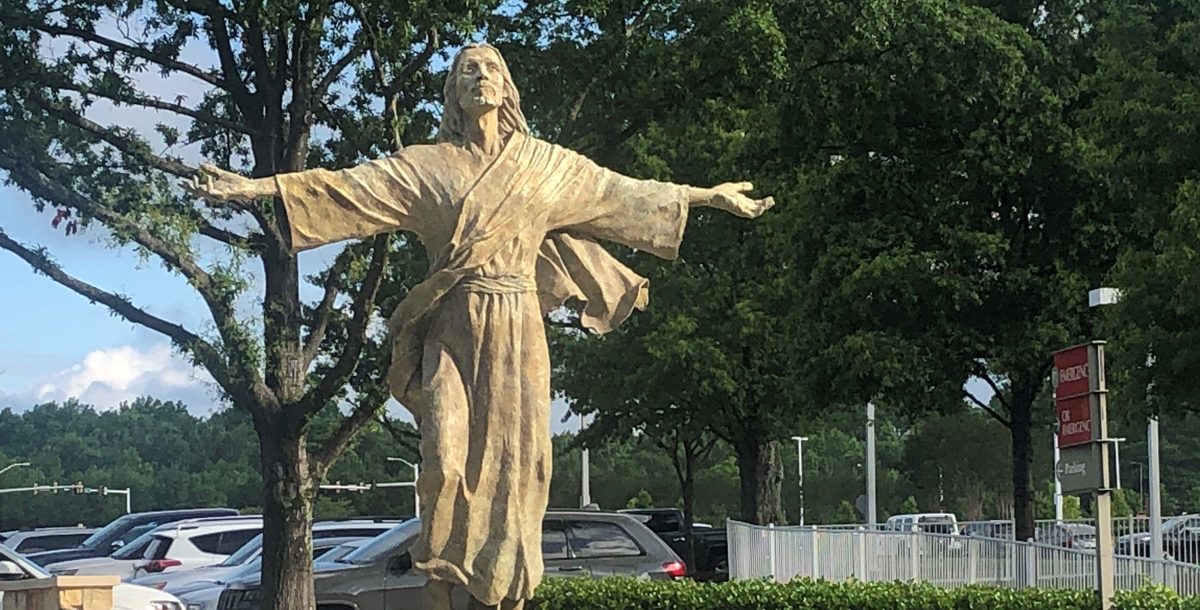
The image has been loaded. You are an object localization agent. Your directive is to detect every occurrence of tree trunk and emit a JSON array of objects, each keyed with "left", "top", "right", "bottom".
[
  {"left": 680, "top": 447, "right": 697, "bottom": 572},
  {"left": 258, "top": 414, "right": 316, "bottom": 610},
  {"left": 1010, "top": 389, "right": 1035, "bottom": 542},
  {"left": 734, "top": 434, "right": 784, "bottom": 525}
]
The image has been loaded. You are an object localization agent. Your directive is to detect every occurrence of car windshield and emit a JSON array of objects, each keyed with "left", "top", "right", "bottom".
[
  {"left": 1165, "top": 516, "right": 1200, "bottom": 532},
  {"left": 341, "top": 521, "right": 419, "bottom": 565},
  {"left": 80, "top": 515, "right": 136, "bottom": 549},
  {"left": 226, "top": 556, "right": 263, "bottom": 582},
  {"left": 220, "top": 534, "right": 264, "bottom": 567}
]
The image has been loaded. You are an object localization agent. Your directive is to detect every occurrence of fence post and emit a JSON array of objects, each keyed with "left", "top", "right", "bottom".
[
  {"left": 858, "top": 530, "right": 868, "bottom": 580},
  {"left": 1024, "top": 542, "right": 1037, "bottom": 589},
  {"left": 767, "top": 523, "right": 777, "bottom": 582},
  {"left": 967, "top": 538, "right": 978, "bottom": 585},
  {"left": 910, "top": 532, "right": 920, "bottom": 581},
  {"left": 809, "top": 527, "right": 820, "bottom": 580}
]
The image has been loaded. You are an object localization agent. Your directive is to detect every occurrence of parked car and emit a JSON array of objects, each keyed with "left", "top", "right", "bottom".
[
  {"left": 0, "top": 542, "right": 186, "bottom": 610},
  {"left": 131, "top": 519, "right": 402, "bottom": 593},
  {"left": 0, "top": 526, "right": 97, "bottom": 554},
  {"left": 1117, "top": 514, "right": 1200, "bottom": 562},
  {"left": 885, "top": 513, "right": 961, "bottom": 536},
  {"left": 28, "top": 508, "right": 240, "bottom": 567},
  {"left": 215, "top": 510, "right": 685, "bottom": 610},
  {"left": 1036, "top": 523, "right": 1096, "bottom": 550},
  {"left": 618, "top": 508, "right": 728, "bottom": 578},
  {"left": 174, "top": 537, "right": 376, "bottom": 610},
  {"left": 961, "top": 521, "right": 1014, "bottom": 540},
  {"left": 49, "top": 516, "right": 263, "bottom": 579}
]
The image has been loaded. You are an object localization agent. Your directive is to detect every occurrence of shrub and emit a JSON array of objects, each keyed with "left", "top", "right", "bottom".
[{"left": 529, "top": 578, "right": 1192, "bottom": 610}]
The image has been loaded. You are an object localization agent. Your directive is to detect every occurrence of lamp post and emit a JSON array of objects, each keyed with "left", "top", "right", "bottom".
[
  {"left": 791, "top": 436, "right": 809, "bottom": 526},
  {"left": 1089, "top": 287, "right": 1162, "bottom": 568},
  {"left": 0, "top": 462, "right": 29, "bottom": 530},
  {"left": 386, "top": 457, "right": 420, "bottom": 519}
]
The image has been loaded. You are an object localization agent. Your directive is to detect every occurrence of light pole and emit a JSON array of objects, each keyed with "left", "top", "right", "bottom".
[
  {"left": 0, "top": 462, "right": 29, "bottom": 477},
  {"left": 866, "top": 403, "right": 877, "bottom": 528},
  {"left": 0, "top": 461, "right": 29, "bottom": 530},
  {"left": 386, "top": 457, "right": 420, "bottom": 519},
  {"left": 791, "top": 436, "right": 809, "bottom": 526},
  {"left": 579, "top": 412, "right": 591, "bottom": 508},
  {"left": 1089, "top": 287, "right": 1162, "bottom": 568}
]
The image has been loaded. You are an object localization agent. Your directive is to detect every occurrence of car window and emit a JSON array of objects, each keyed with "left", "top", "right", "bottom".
[
  {"left": 220, "top": 534, "right": 263, "bottom": 567},
  {"left": 342, "top": 521, "right": 420, "bottom": 565},
  {"left": 191, "top": 530, "right": 257, "bottom": 555},
  {"left": 111, "top": 532, "right": 157, "bottom": 559},
  {"left": 567, "top": 521, "right": 642, "bottom": 559},
  {"left": 542, "top": 522, "right": 569, "bottom": 560},
  {"left": 143, "top": 535, "right": 173, "bottom": 560},
  {"left": 118, "top": 524, "right": 160, "bottom": 545},
  {"left": 14, "top": 533, "right": 90, "bottom": 553}
]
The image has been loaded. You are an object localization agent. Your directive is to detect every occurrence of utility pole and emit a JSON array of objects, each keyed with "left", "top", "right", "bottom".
[
  {"left": 866, "top": 403, "right": 877, "bottom": 528},
  {"left": 385, "top": 457, "right": 421, "bottom": 519},
  {"left": 792, "top": 436, "right": 809, "bottom": 526},
  {"left": 1054, "top": 432, "right": 1064, "bottom": 522},
  {"left": 580, "top": 412, "right": 591, "bottom": 508}
]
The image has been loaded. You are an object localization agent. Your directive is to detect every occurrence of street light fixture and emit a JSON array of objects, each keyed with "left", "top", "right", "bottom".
[
  {"left": 791, "top": 437, "right": 809, "bottom": 526},
  {"left": 0, "top": 462, "right": 29, "bottom": 477},
  {"left": 386, "top": 457, "right": 420, "bottom": 519}
]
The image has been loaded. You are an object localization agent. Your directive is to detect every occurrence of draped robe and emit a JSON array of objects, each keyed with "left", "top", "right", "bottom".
[{"left": 276, "top": 131, "right": 689, "bottom": 605}]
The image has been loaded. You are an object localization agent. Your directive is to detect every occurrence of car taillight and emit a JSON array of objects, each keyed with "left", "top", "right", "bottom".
[
  {"left": 662, "top": 561, "right": 686, "bottom": 579},
  {"left": 144, "top": 559, "right": 182, "bottom": 573}
]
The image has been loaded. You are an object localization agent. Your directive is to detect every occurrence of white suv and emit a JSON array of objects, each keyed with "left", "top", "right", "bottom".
[
  {"left": 49, "top": 517, "right": 263, "bottom": 580},
  {"left": 0, "top": 543, "right": 184, "bottom": 610}
]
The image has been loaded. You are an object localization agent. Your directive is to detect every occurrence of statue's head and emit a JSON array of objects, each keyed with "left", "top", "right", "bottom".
[{"left": 438, "top": 44, "right": 529, "bottom": 145}]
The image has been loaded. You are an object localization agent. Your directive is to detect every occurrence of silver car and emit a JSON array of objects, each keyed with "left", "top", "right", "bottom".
[{"left": 216, "top": 510, "right": 684, "bottom": 610}]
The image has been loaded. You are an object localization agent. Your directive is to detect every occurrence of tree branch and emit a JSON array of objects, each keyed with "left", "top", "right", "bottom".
[
  {"left": 965, "top": 389, "right": 1012, "bottom": 428},
  {"left": 377, "top": 415, "right": 420, "bottom": 455},
  {"left": 0, "top": 226, "right": 238, "bottom": 396},
  {"left": 1, "top": 155, "right": 272, "bottom": 405},
  {"left": 302, "top": 251, "right": 354, "bottom": 368},
  {"left": 314, "top": 40, "right": 366, "bottom": 100},
  {"left": 31, "top": 96, "right": 193, "bottom": 177},
  {"left": 50, "top": 79, "right": 256, "bottom": 136},
  {"left": 312, "top": 399, "right": 386, "bottom": 479},
  {"left": 300, "top": 234, "right": 390, "bottom": 413},
  {"left": 37, "top": 24, "right": 226, "bottom": 89},
  {"left": 973, "top": 362, "right": 1012, "bottom": 412}
]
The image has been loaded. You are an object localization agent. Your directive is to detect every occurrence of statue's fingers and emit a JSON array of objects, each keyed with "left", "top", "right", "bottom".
[
  {"left": 199, "top": 163, "right": 239, "bottom": 180},
  {"left": 736, "top": 181, "right": 754, "bottom": 193},
  {"left": 206, "top": 174, "right": 214, "bottom": 190}
]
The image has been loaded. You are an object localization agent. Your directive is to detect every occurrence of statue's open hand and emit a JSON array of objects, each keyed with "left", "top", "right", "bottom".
[
  {"left": 182, "top": 164, "right": 270, "bottom": 203},
  {"left": 706, "top": 182, "right": 775, "bottom": 218}
]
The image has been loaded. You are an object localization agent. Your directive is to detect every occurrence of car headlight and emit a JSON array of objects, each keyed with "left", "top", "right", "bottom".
[{"left": 149, "top": 602, "right": 183, "bottom": 610}]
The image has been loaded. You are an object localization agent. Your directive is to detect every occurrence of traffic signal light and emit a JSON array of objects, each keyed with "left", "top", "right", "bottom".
[
  {"left": 73, "top": 481, "right": 84, "bottom": 494},
  {"left": 98, "top": 486, "right": 108, "bottom": 495}
]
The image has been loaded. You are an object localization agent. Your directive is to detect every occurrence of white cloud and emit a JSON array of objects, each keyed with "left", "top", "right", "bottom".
[{"left": 3, "top": 343, "right": 220, "bottom": 415}]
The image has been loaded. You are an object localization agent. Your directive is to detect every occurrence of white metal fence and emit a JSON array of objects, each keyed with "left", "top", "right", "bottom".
[{"left": 727, "top": 520, "right": 1200, "bottom": 595}]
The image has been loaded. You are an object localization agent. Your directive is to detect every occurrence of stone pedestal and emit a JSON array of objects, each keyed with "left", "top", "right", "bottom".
[{"left": 0, "top": 576, "right": 119, "bottom": 610}]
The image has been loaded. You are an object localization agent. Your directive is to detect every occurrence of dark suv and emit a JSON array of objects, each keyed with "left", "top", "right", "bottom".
[
  {"left": 28, "top": 508, "right": 239, "bottom": 567},
  {"left": 217, "top": 510, "right": 684, "bottom": 610}
]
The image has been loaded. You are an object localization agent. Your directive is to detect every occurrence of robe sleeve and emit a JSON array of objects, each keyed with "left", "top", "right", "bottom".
[
  {"left": 550, "top": 154, "right": 690, "bottom": 260},
  {"left": 275, "top": 149, "right": 429, "bottom": 253}
]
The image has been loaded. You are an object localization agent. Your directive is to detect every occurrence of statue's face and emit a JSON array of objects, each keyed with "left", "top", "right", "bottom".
[{"left": 455, "top": 47, "right": 506, "bottom": 114}]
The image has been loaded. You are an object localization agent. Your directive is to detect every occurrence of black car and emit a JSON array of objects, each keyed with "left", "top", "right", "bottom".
[
  {"left": 27, "top": 508, "right": 239, "bottom": 567},
  {"left": 618, "top": 508, "right": 728, "bottom": 579}
]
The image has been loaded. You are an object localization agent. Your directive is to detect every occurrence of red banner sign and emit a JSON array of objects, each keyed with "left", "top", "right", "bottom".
[
  {"left": 1056, "top": 394, "right": 1093, "bottom": 448},
  {"left": 1053, "top": 345, "right": 1091, "bottom": 399}
]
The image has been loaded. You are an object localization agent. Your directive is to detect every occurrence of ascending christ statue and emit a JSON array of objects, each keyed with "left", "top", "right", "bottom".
[{"left": 187, "top": 43, "right": 772, "bottom": 610}]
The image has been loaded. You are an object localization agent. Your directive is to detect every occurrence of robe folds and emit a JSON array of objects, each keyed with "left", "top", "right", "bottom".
[{"left": 276, "top": 131, "right": 688, "bottom": 605}]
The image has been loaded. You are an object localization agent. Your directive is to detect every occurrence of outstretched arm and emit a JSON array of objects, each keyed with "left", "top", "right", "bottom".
[
  {"left": 183, "top": 164, "right": 280, "bottom": 202},
  {"left": 685, "top": 181, "right": 774, "bottom": 218},
  {"left": 183, "top": 154, "right": 427, "bottom": 253}
]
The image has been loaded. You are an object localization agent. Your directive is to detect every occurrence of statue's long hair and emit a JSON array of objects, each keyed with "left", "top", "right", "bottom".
[{"left": 437, "top": 43, "right": 530, "bottom": 145}]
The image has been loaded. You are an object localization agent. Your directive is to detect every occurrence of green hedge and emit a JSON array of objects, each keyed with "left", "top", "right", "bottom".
[{"left": 528, "top": 578, "right": 1198, "bottom": 610}]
